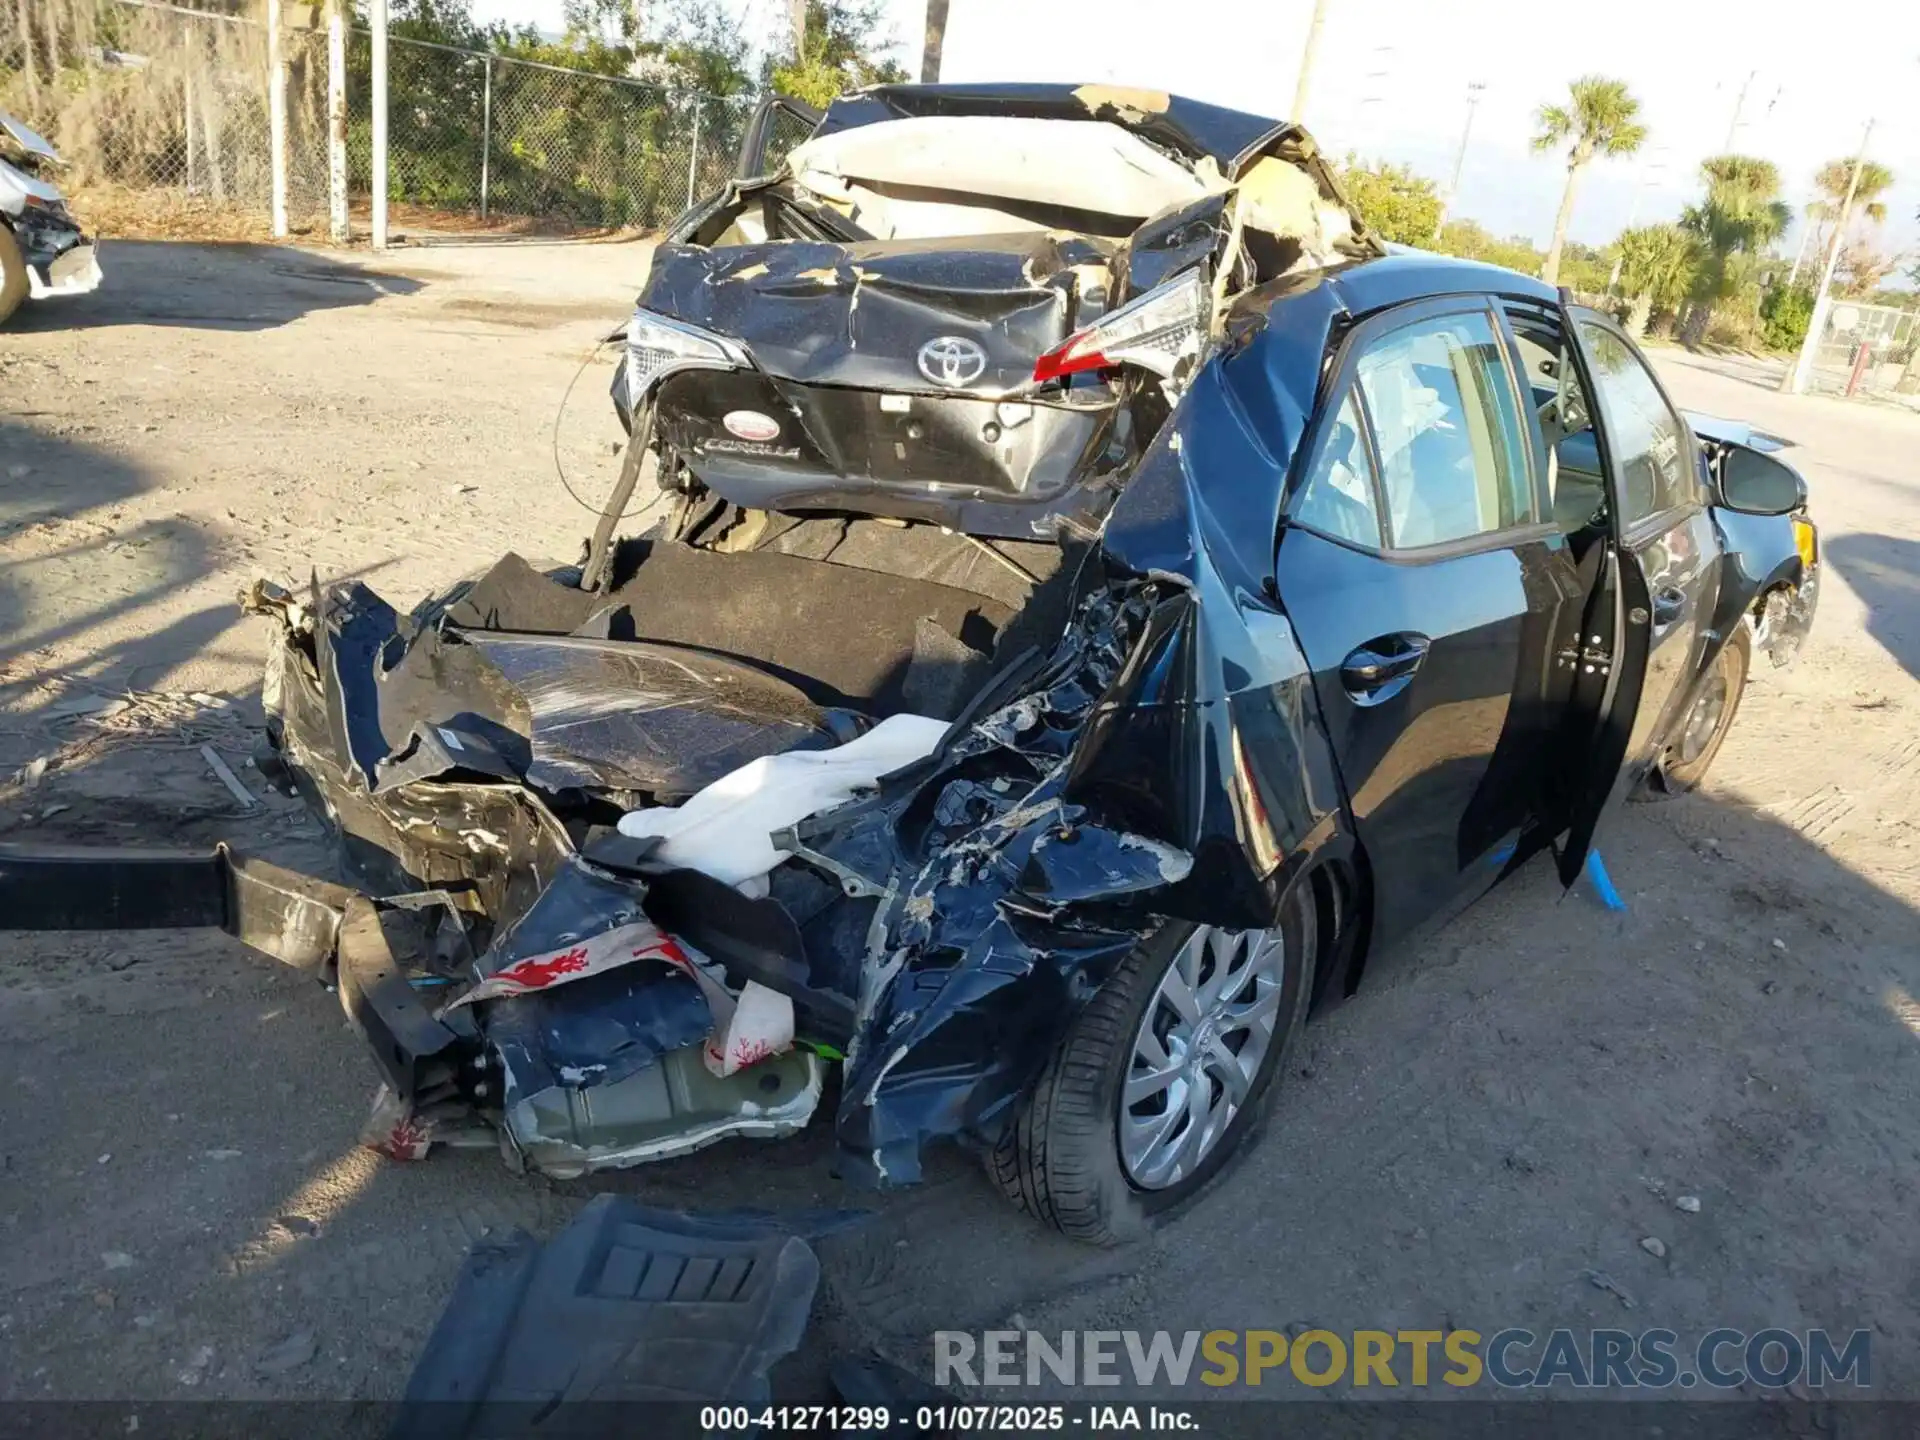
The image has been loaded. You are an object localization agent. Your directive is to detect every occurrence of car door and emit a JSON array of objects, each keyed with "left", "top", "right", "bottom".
[
  {"left": 1552, "top": 309, "right": 1720, "bottom": 877},
  {"left": 1274, "top": 297, "right": 1589, "bottom": 946},
  {"left": 734, "top": 95, "right": 823, "bottom": 179}
]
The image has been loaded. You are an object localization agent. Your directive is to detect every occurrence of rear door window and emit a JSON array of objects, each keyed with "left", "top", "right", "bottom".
[
  {"left": 1291, "top": 393, "right": 1383, "bottom": 547},
  {"left": 1354, "top": 311, "right": 1536, "bottom": 550}
]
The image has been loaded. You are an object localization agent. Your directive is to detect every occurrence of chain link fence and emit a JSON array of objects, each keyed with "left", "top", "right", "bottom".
[
  {"left": 1805, "top": 298, "right": 1920, "bottom": 403},
  {"left": 2, "top": 0, "right": 330, "bottom": 231},
  {"left": 0, "top": 0, "right": 757, "bottom": 238},
  {"left": 350, "top": 35, "right": 751, "bottom": 230}
]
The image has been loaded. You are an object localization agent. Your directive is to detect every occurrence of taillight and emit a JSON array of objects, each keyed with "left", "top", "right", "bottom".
[{"left": 1032, "top": 268, "right": 1208, "bottom": 385}]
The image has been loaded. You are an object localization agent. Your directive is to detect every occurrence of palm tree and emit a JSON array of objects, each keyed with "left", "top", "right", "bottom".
[
  {"left": 1793, "top": 158, "right": 1896, "bottom": 279},
  {"left": 919, "top": 0, "right": 948, "bottom": 81},
  {"left": 1810, "top": 157, "right": 1895, "bottom": 225},
  {"left": 1532, "top": 76, "right": 1649, "bottom": 286},
  {"left": 1677, "top": 155, "right": 1791, "bottom": 346},
  {"left": 1615, "top": 223, "right": 1701, "bottom": 336}
]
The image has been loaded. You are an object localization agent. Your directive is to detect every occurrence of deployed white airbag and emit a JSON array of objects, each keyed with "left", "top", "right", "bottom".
[
  {"left": 787, "top": 115, "right": 1221, "bottom": 237},
  {"left": 616, "top": 712, "right": 949, "bottom": 886}
]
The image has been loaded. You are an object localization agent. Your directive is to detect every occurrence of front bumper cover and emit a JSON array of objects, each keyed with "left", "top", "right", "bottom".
[{"left": 15, "top": 211, "right": 100, "bottom": 300}]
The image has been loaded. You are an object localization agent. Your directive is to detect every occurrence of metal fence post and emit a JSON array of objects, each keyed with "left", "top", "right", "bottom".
[
  {"left": 327, "top": 0, "right": 348, "bottom": 241},
  {"left": 685, "top": 97, "right": 702, "bottom": 210},
  {"left": 480, "top": 54, "right": 493, "bottom": 219},
  {"left": 183, "top": 62, "right": 198, "bottom": 193},
  {"left": 267, "top": 0, "right": 288, "bottom": 236},
  {"left": 371, "top": 0, "right": 389, "bottom": 249},
  {"left": 1844, "top": 342, "right": 1873, "bottom": 397}
]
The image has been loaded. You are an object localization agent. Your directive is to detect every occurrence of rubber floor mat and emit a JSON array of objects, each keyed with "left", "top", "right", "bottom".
[{"left": 390, "top": 1194, "right": 820, "bottom": 1439}]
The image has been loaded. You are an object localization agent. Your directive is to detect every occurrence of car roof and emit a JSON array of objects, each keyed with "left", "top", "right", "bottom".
[{"left": 1326, "top": 250, "right": 1561, "bottom": 316}]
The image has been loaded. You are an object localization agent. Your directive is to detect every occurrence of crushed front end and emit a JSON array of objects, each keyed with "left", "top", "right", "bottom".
[{"left": 1, "top": 109, "right": 103, "bottom": 311}]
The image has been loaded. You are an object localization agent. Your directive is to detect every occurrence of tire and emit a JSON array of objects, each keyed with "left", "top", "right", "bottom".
[
  {"left": 1655, "top": 623, "right": 1750, "bottom": 795},
  {"left": 988, "top": 888, "right": 1316, "bottom": 1245},
  {"left": 0, "top": 224, "right": 28, "bottom": 327}
]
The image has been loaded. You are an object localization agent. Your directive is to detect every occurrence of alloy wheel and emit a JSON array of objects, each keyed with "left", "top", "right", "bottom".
[{"left": 1118, "top": 925, "right": 1286, "bottom": 1190}]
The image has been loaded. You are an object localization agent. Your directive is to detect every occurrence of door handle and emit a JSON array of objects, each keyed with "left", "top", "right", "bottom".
[
  {"left": 1652, "top": 586, "right": 1688, "bottom": 626},
  {"left": 1341, "top": 634, "right": 1430, "bottom": 702}
]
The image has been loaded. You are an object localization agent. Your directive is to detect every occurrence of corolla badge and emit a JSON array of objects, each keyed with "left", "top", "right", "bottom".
[
  {"left": 723, "top": 410, "right": 782, "bottom": 441},
  {"left": 916, "top": 335, "right": 988, "bottom": 388}
]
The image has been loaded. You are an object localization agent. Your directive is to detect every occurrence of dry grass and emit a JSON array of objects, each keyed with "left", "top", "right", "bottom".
[
  {"left": 72, "top": 180, "right": 642, "bottom": 244},
  {"left": 72, "top": 181, "right": 287, "bottom": 242}
]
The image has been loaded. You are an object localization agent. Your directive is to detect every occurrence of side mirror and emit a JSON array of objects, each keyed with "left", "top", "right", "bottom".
[{"left": 1716, "top": 444, "right": 1806, "bottom": 516}]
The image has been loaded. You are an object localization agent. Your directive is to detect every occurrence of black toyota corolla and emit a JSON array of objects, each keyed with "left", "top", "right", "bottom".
[{"left": 5, "top": 83, "right": 1819, "bottom": 1243}]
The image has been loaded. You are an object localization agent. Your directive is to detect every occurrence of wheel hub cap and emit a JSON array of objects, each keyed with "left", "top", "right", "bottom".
[
  {"left": 1118, "top": 926, "right": 1286, "bottom": 1190},
  {"left": 1678, "top": 670, "right": 1729, "bottom": 764}
]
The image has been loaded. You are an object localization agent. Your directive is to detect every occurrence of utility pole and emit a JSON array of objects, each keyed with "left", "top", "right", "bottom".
[
  {"left": 1723, "top": 68, "right": 1756, "bottom": 153},
  {"left": 327, "top": 0, "right": 348, "bottom": 242},
  {"left": 1782, "top": 118, "right": 1873, "bottom": 395},
  {"left": 371, "top": 0, "right": 389, "bottom": 251},
  {"left": 1290, "top": 0, "right": 1329, "bottom": 125},
  {"left": 266, "top": 0, "right": 287, "bottom": 238},
  {"left": 1785, "top": 221, "right": 1813, "bottom": 287},
  {"left": 1432, "top": 80, "right": 1485, "bottom": 243}
]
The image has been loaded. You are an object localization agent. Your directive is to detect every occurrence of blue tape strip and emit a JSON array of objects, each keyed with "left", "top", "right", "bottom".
[{"left": 1584, "top": 849, "right": 1627, "bottom": 911}]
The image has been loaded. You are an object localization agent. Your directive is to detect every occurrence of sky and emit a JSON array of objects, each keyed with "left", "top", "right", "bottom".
[{"left": 471, "top": 0, "right": 1920, "bottom": 264}]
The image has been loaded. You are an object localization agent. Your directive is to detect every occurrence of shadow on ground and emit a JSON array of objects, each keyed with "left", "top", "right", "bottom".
[
  {"left": 0, "top": 423, "right": 220, "bottom": 721},
  {"left": 8, "top": 241, "right": 424, "bottom": 334},
  {"left": 1827, "top": 532, "right": 1920, "bottom": 684},
  {"left": 2, "top": 707, "right": 1917, "bottom": 1414}
]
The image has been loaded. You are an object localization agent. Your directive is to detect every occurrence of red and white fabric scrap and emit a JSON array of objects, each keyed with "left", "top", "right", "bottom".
[
  {"left": 360, "top": 1082, "right": 435, "bottom": 1161},
  {"left": 441, "top": 920, "right": 797, "bottom": 1078},
  {"left": 440, "top": 920, "right": 689, "bottom": 1011}
]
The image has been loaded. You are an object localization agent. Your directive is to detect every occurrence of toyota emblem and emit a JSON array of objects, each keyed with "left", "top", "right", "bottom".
[{"left": 916, "top": 335, "right": 988, "bottom": 388}]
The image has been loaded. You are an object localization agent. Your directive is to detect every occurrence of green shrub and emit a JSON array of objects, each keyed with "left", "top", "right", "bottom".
[{"left": 1759, "top": 282, "right": 1815, "bottom": 352}]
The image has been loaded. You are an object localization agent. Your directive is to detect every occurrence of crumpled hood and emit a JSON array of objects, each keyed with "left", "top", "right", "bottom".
[
  {"left": 0, "top": 109, "right": 59, "bottom": 164},
  {"left": 639, "top": 232, "right": 1113, "bottom": 397}
]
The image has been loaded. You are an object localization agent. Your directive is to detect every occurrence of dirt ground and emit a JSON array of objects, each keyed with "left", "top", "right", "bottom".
[{"left": 3, "top": 239, "right": 1919, "bottom": 1417}]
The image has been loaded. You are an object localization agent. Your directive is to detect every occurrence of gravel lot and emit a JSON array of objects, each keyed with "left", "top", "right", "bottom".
[{"left": 3, "top": 239, "right": 1919, "bottom": 1418}]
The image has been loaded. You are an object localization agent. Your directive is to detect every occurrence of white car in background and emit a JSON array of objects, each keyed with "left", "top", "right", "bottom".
[{"left": 0, "top": 109, "right": 103, "bottom": 325}]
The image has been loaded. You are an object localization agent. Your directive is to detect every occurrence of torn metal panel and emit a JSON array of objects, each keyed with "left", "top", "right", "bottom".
[
  {"left": 314, "top": 578, "right": 404, "bottom": 790},
  {"left": 485, "top": 961, "right": 713, "bottom": 1093},
  {"left": 1704, "top": 490, "right": 1820, "bottom": 668},
  {"left": 639, "top": 864, "right": 860, "bottom": 1043},
  {"left": 253, "top": 584, "right": 573, "bottom": 922},
  {"left": 1753, "top": 568, "right": 1818, "bottom": 668},
  {"left": 336, "top": 896, "right": 474, "bottom": 1104},
  {"left": 640, "top": 233, "right": 1109, "bottom": 398},
  {"left": 0, "top": 108, "right": 60, "bottom": 163},
  {"left": 793, "top": 581, "right": 1341, "bottom": 1185},
  {"left": 463, "top": 632, "right": 852, "bottom": 800}
]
